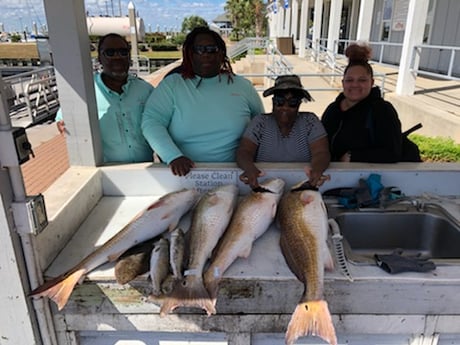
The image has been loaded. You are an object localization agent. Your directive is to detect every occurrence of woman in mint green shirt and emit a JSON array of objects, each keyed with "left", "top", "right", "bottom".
[{"left": 142, "top": 27, "right": 264, "bottom": 176}]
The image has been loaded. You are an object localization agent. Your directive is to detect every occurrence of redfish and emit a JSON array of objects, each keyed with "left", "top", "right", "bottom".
[
  {"left": 203, "top": 178, "right": 285, "bottom": 306},
  {"left": 30, "top": 188, "right": 200, "bottom": 310},
  {"left": 160, "top": 184, "right": 239, "bottom": 316},
  {"left": 277, "top": 182, "right": 337, "bottom": 345}
]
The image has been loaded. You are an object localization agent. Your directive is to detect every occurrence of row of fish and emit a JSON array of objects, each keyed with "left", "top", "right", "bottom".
[{"left": 30, "top": 178, "right": 337, "bottom": 345}]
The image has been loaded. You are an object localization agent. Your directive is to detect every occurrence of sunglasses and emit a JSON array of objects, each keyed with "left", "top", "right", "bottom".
[
  {"left": 102, "top": 48, "right": 130, "bottom": 58},
  {"left": 273, "top": 95, "right": 302, "bottom": 108},
  {"left": 192, "top": 45, "right": 220, "bottom": 55}
]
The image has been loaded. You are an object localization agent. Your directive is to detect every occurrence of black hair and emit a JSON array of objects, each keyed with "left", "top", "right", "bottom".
[
  {"left": 181, "top": 26, "right": 234, "bottom": 81},
  {"left": 97, "top": 33, "right": 129, "bottom": 55}
]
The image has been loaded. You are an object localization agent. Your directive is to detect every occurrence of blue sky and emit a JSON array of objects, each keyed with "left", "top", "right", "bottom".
[{"left": 0, "top": 0, "right": 227, "bottom": 34}]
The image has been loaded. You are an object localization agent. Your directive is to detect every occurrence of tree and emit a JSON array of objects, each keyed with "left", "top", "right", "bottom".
[
  {"left": 181, "top": 16, "right": 208, "bottom": 33},
  {"left": 225, "top": 0, "right": 266, "bottom": 39}
]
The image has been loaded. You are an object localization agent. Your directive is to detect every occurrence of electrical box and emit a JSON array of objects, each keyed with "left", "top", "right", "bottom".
[
  {"left": 0, "top": 127, "right": 34, "bottom": 166},
  {"left": 13, "top": 127, "right": 33, "bottom": 164},
  {"left": 11, "top": 194, "right": 48, "bottom": 235}
]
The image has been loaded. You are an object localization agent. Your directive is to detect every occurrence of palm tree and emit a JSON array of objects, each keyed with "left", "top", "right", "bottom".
[{"left": 225, "top": 0, "right": 267, "bottom": 39}]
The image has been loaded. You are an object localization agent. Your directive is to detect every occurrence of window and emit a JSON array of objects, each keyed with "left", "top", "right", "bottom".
[{"left": 381, "top": 0, "right": 393, "bottom": 41}]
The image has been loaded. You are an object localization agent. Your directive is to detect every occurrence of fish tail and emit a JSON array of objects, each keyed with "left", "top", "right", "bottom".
[
  {"left": 29, "top": 269, "right": 85, "bottom": 311},
  {"left": 159, "top": 275, "right": 216, "bottom": 317},
  {"left": 285, "top": 300, "right": 337, "bottom": 345}
]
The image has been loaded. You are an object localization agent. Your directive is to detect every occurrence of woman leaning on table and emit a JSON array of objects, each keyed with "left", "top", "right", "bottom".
[
  {"left": 141, "top": 26, "right": 264, "bottom": 176},
  {"left": 237, "top": 75, "right": 330, "bottom": 189}
]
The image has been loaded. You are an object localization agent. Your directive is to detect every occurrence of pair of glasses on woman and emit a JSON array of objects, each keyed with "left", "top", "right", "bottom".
[
  {"left": 273, "top": 95, "right": 302, "bottom": 108},
  {"left": 192, "top": 45, "right": 220, "bottom": 55},
  {"left": 102, "top": 48, "right": 130, "bottom": 58}
]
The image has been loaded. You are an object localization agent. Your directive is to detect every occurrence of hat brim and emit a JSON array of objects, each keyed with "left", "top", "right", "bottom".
[{"left": 263, "top": 86, "right": 313, "bottom": 102}]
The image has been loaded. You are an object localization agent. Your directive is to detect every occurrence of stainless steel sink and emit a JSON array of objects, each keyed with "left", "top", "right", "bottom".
[{"left": 330, "top": 204, "right": 460, "bottom": 265}]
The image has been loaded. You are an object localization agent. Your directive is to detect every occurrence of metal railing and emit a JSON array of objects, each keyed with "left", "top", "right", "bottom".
[
  {"left": 228, "top": 37, "right": 293, "bottom": 77},
  {"left": 312, "top": 38, "right": 460, "bottom": 81},
  {"left": 4, "top": 66, "right": 59, "bottom": 125},
  {"left": 411, "top": 44, "right": 460, "bottom": 80}
]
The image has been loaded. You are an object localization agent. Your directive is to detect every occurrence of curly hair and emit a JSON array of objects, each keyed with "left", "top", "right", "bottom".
[
  {"left": 181, "top": 26, "right": 234, "bottom": 82},
  {"left": 344, "top": 42, "right": 374, "bottom": 78}
]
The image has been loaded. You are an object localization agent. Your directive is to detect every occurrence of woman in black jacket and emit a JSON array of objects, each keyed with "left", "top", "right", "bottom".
[{"left": 321, "top": 43, "right": 403, "bottom": 163}]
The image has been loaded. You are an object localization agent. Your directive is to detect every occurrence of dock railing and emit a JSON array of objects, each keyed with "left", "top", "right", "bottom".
[{"left": 4, "top": 66, "right": 59, "bottom": 126}]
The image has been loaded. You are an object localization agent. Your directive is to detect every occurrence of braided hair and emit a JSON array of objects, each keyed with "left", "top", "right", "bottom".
[
  {"left": 181, "top": 26, "right": 234, "bottom": 82},
  {"left": 344, "top": 42, "right": 373, "bottom": 78}
]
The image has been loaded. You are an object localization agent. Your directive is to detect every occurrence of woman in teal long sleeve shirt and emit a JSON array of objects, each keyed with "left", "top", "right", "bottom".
[{"left": 142, "top": 27, "right": 264, "bottom": 176}]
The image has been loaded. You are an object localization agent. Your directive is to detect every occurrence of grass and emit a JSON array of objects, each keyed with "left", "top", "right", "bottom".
[
  {"left": 410, "top": 134, "right": 460, "bottom": 162},
  {"left": 0, "top": 42, "right": 39, "bottom": 59}
]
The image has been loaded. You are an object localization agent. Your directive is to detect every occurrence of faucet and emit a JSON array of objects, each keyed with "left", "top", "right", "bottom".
[{"left": 378, "top": 195, "right": 420, "bottom": 210}]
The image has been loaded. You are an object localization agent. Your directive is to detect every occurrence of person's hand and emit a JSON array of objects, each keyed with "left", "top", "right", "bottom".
[
  {"left": 304, "top": 167, "right": 330, "bottom": 188},
  {"left": 169, "top": 156, "right": 195, "bottom": 176},
  {"left": 239, "top": 168, "right": 265, "bottom": 189},
  {"left": 340, "top": 151, "right": 351, "bottom": 162},
  {"left": 56, "top": 120, "right": 66, "bottom": 135}
]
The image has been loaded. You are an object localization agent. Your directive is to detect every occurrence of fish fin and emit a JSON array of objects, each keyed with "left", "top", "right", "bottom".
[
  {"left": 160, "top": 275, "right": 216, "bottom": 317},
  {"left": 203, "top": 268, "right": 221, "bottom": 307},
  {"left": 299, "top": 192, "right": 315, "bottom": 205},
  {"left": 108, "top": 250, "right": 126, "bottom": 262},
  {"left": 167, "top": 221, "right": 179, "bottom": 232},
  {"left": 323, "top": 244, "right": 335, "bottom": 271},
  {"left": 147, "top": 198, "right": 166, "bottom": 211},
  {"left": 270, "top": 200, "right": 278, "bottom": 219},
  {"left": 285, "top": 300, "right": 337, "bottom": 345},
  {"left": 29, "top": 269, "right": 86, "bottom": 311}
]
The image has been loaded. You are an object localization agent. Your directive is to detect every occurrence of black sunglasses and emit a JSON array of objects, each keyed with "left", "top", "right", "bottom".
[
  {"left": 102, "top": 48, "right": 130, "bottom": 58},
  {"left": 192, "top": 45, "right": 220, "bottom": 55},
  {"left": 273, "top": 95, "right": 302, "bottom": 108}
]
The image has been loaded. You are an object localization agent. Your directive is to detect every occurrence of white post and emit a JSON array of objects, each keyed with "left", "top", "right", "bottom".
[
  {"left": 128, "top": 1, "right": 139, "bottom": 72},
  {"left": 277, "top": 1, "right": 284, "bottom": 37},
  {"left": 356, "top": 0, "right": 374, "bottom": 42},
  {"left": 312, "top": 0, "right": 323, "bottom": 61},
  {"left": 285, "top": 1, "right": 292, "bottom": 37},
  {"left": 0, "top": 78, "right": 42, "bottom": 345},
  {"left": 291, "top": 0, "right": 299, "bottom": 40},
  {"left": 327, "top": 0, "right": 343, "bottom": 58},
  {"left": 43, "top": 0, "right": 103, "bottom": 166},
  {"left": 298, "top": 0, "right": 309, "bottom": 58},
  {"left": 348, "top": 0, "right": 360, "bottom": 40},
  {"left": 395, "top": 0, "right": 430, "bottom": 96}
]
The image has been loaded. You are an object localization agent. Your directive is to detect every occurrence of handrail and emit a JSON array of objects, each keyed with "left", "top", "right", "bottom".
[
  {"left": 314, "top": 38, "right": 460, "bottom": 81},
  {"left": 228, "top": 37, "right": 293, "bottom": 77},
  {"left": 411, "top": 44, "right": 460, "bottom": 81},
  {"left": 4, "top": 66, "right": 59, "bottom": 125}
]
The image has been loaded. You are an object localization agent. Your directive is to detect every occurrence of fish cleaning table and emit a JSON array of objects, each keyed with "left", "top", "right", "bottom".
[{"left": 38, "top": 162, "right": 460, "bottom": 345}]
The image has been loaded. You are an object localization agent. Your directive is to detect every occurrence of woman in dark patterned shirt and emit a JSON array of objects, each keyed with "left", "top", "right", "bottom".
[{"left": 237, "top": 75, "right": 330, "bottom": 189}]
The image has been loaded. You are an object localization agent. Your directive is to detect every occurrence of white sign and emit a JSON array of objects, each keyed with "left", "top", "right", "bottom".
[{"left": 392, "top": 0, "right": 409, "bottom": 31}]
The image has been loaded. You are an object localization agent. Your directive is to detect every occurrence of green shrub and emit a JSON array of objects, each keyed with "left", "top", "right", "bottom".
[
  {"left": 150, "top": 43, "right": 178, "bottom": 51},
  {"left": 138, "top": 44, "right": 149, "bottom": 52},
  {"left": 410, "top": 134, "right": 460, "bottom": 162},
  {"left": 10, "top": 34, "right": 22, "bottom": 43}
]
